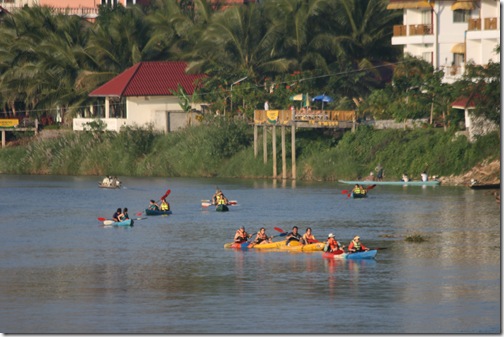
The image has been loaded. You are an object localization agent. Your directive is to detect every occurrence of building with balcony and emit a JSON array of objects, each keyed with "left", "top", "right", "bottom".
[{"left": 387, "top": 0, "right": 500, "bottom": 83}]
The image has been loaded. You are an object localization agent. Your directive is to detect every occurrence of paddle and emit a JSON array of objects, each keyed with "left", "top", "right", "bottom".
[
  {"left": 366, "top": 184, "right": 377, "bottom": 191},
  {"left": 97, "top": 217, "right": 106, "bottom": 221}
]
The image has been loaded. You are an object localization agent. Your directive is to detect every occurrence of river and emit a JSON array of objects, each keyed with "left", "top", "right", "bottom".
[{"left": 0, "top": 175, "right": 500, "bottom": 333}]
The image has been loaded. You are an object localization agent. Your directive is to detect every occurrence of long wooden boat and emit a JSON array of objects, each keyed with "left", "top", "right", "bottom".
[
  {"left": 339, "top": 180, "right": 440, "bottom": 186},
  {"left": 145, "top": 209, "right": 173, "bottom": 215},
  {"left": 469, "top": 183, "right": 500, "bottom": 190},
  {"left": 103, "top": 219, "right": 134, "bottom": 226},
  {"left": 322, "top": 249, "right": 377, "bottom": 259}
]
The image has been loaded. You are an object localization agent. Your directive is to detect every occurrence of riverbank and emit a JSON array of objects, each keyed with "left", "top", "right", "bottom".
[{"left": 0, "top": 122, "right": 500, "bottom": 186}]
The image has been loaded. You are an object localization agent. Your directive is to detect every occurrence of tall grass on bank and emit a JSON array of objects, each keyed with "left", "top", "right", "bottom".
[{"left": 0, "top": 120, "right": 499, "bottom": 180}]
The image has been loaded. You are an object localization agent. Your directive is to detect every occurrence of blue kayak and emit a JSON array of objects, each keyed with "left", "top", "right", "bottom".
[
  {"left": 145, "top": 209, "right": 172, "bottom": 215},
  {"left": 323, "top": 249, "right": 377, "bottom": 259},
  {"left": 351, "top": 192, "right": 367, "bottom": 198},
  {"left": 103, "top": 219, "right": 134, "bottom": 226}
]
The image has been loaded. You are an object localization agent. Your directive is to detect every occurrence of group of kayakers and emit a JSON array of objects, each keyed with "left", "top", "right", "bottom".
[
  {"left": 232, "top": 225, "right": 369, "bottom": 253},
  {"left": 101, "top": 175, "right": 121, "bottom": 188},
  {"left": 352, "top": 184, "right": 367, "bottom": 196},
  {"left": 324, "top": 233, "right": 369, "bottom": 253},
  {"left": 112, "top": 207, "right": 129, "bottom": 222},
  {"left": 211, "top": 189, "right": 229, "bottom": 205}
]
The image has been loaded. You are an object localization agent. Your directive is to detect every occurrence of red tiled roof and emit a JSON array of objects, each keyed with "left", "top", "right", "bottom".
[
  {"left": 89, "top": 61, "right": 206, "bottom": 97},
  {"left": 452, "top": 96, "right": 477, "bottom": 109}
]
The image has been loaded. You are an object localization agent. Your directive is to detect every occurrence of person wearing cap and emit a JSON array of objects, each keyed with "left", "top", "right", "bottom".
[
  {"left": 326, "top": 233, "right": 342, "bottom": 253},
  {"left": 347, "top": 236, "right": 369, "bottom": 253},
  {"left": 234, "top": 226, "right": 251, "bottom": 244},
  {"left": 285, "top": 226, "right": 302, "bottom": 245},
  {"left": 148, "top": 199, "right": 159, "bottom": 211}
]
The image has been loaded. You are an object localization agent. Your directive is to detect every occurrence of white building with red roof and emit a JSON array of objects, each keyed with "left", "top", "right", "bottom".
[{"left": 74, "top": 61, "right": 207, "bottom": 133}]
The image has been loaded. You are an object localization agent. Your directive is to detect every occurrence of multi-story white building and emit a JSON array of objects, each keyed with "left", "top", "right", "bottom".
[{"left": 387, "top": 0, "right": 500, "bottom": 83}]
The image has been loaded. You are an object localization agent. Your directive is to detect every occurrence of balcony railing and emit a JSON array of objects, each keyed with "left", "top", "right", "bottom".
[
  {"left": 468, "top": 18, "right": 481, "bottom": 31},
  {"left": 484, "top": 17, "right": 497, "bottom": 30},
  {"left": 393, "top": 24, "right": 432, "bottom": 37},
  {"left": 409, "top": 24, "right": 432, "bottom": 35}
]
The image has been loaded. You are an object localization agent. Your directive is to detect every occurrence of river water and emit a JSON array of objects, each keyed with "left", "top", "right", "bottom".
[{"left": 0, "top": 175, "right": 500, "bottom": 334}]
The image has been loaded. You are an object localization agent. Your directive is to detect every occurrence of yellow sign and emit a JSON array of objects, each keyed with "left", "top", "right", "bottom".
[
  {"left": 266, "top": 110, "right": 279, "bottom": 124},
  {"left": 0, "top": 119, "right": 19, "bottom": 128}
]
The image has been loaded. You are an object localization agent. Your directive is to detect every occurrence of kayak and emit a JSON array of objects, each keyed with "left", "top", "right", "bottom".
[
  {"left": 223, "top": 241, "right": 249, "bottom": 249},
  {"left": 216, "top": 204, "right": 229, "bottom": 212},
  {"left": 98, "top": 183, "right": 120, "bottom": 189},
  {"left": 202, "top": 200, "right": 238, "bottom": 207},
  {"left": 322, "top": 249, "right": 377, "bottom": 259},
  {"left": 339, "top": 179, "right": 440, "bottom": 186},
  {"left": 103, "top": 219, "right": 134, "bottom": 226},
  {"left": 351, "top": 192, "right": 367, "bottom": 198},
  {"left": 145, "top": 209, "right": 172, "bottom": 215},
  {"left": 249, "top": 240, "right": 289, "bottom": 249},
  {"left": 280, "top": 242, "right": 325, "bottom": 252}
]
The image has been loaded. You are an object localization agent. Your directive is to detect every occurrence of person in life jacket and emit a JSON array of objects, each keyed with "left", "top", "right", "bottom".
[
  {"left": 234, "top": 226, "right": 251, "bottom": 243},
  {"left": 352, "top": 184, "right": 365, "bottom": 195},
  {"left": 347, "top": 236, "right": 369, "bottom": 253},
  {"left": 285, "top": 226, "right": 302, "bottom": 245},
  {"left": 216, "top": 191, "right": 228, "bottom": 205},
  {"left": 326, "top": 233, "right": 343, "bottom": 253},
  {"left": 253, "top": 227, "right": 272, "bottom": 245},
  {"left": 148, "top": 199, "right": 159, "bottom": 211},
  {"left": 160, "top": 198, "right": 170, "bottom": 211},
  {"left": 302, "top": 227, "right": 318, "bottom": 244}
]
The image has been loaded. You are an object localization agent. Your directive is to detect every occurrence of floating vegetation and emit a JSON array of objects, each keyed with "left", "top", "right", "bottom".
[{"left": 405, "top": 234, "right": 427, "bottom": 243}]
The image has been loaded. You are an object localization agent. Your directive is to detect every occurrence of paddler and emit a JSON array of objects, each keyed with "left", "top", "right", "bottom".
[
  {"left": 160, "top": 198, "right": 170, "bottom": 211},
  {"left": 302, "top": 227, "right": 318, "bottom": 244},
  {"left": 234, "top": 226, "right": 251, "bottom": 243},
  {"left": 347, "top": 236, "right": 369, "bottom": 253},
  {"left": 252, "top": 227, "right": 272, "bottom": 245},
  {"left": 326, "top": 233, "right": 343, "bottom": 253},
  {"left": 285, "top": 226, "right": 302, "bottom": 245}
]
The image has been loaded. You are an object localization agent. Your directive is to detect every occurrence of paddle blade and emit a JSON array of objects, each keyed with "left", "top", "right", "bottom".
[
  {"left": 273, "top": 227, "right": 285, "bottom": 233},
  {"left": 341, "top": 190, "right": 349, "bottom": 194},
  {"left": 97, "top": 217, "right": 106, "bottom": 221},
  {"left": 161, "top": 189, "right": 171, "bottom": 200},
  {"left": 136, "top": 212, "right": 143, "bottom": 216},
  {"left": 201, "top": 202, "right": 211, "bottom": 208},
  {"left": 366, "top": 184, "right": 377, "bottom": 191}
]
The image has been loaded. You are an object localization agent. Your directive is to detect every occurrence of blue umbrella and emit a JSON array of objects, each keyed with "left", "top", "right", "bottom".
[{"left": 312, "top": 94, "right": 333, "bottom": 110}]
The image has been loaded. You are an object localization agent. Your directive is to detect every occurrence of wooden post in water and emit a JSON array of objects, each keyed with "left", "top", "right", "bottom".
[
  {"left": 254, "top": 124, "right": 258, "bottom": 158},
  {"left": 281, "top": 126, "right": 287, "bottom": 179},
  {"left": 263, "top": 125, "right": 268, "bottom": 164},
  {"left": 291, "top": 123, "right": 296, "bottom": 179},
  {"left": 272, "top": 125, "right": 277, "bottom": 178}
]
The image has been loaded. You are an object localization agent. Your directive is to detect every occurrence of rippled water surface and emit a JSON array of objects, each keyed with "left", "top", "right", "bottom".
[{"left": 0, "top": 175, "right": 500, "bottom": 333}]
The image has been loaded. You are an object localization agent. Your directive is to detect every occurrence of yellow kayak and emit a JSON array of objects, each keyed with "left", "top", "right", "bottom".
[
  {"left": 249, "top": 240, "right": 289, "bottom": 249},
  {"left": 280, "top": 242, "right": 325, "bottom": 252}
]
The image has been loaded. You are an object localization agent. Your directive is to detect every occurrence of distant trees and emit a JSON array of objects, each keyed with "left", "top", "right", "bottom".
[{"left": 0, "top": 0, "right": 498, "bottom": 128}]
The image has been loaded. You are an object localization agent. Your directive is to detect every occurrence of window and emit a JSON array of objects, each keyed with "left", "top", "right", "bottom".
[
  {"left": 453, "top": 10, "right": 470, "bottom": 23},
  {"left": 422, "top": 52, "right": 432, "bottom": 63}
]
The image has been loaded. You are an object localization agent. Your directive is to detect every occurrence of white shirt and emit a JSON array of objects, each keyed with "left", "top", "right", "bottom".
[{"left": 264, "top": 101, "right": 269, "bottom": 110}]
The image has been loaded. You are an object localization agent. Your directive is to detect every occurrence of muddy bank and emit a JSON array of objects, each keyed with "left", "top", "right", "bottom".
[{"left": 439, "top": 159, "right": 501, "bottom": 186}]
